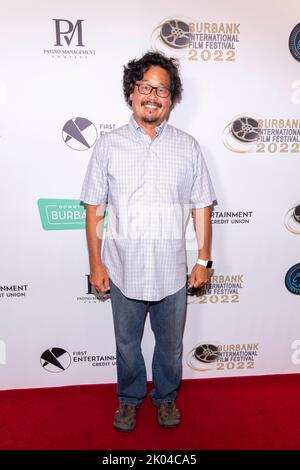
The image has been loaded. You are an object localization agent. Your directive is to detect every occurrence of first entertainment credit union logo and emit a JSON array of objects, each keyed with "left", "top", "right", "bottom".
[
  {"left": 62, "top": 117, "right": 98, "bottom": 150},
  {"left": 41, "top": 347, "right": 116, "bottom": 372},
  {"left": 41, "top": 348, "right": 71, "bottom": 373}
]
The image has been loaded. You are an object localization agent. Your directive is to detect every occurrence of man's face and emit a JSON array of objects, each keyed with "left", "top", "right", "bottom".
[{"left": 129, "top": 66, "right": 172, "bottom": 126}]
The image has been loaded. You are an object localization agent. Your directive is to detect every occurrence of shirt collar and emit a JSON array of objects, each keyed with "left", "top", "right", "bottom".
[{"left": 129, "top": 115, "right": 167, "bottom": 138}]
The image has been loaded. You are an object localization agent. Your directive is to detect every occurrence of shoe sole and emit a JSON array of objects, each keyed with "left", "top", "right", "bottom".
[
  {"left": 158, "top": 419, "right": 180, "bottom": 428},
  {"left": 113, "top": 424, "right": 136, "bottom": 432}
]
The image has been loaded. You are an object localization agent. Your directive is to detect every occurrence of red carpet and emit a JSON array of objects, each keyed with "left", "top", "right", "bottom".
[{"left": 1, "top": 375, "right": 300, "bottom": 450}]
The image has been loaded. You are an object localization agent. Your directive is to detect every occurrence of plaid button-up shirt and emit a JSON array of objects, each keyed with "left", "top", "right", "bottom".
[{"left": 80, "top": 115, "right": 216, "bottom": 301}]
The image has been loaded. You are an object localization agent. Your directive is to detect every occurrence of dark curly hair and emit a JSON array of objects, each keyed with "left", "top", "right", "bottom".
[{"left": 123, "top": 51, "right": 183, "bottom": 108}]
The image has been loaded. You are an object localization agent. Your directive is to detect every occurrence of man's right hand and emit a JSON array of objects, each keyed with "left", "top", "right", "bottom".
[{"left": 90, "top": 264, "right": 110, "bottom": 293}]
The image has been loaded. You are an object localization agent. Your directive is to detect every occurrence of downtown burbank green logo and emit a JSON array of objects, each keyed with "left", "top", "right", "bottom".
[{"left": 38, "top": 199, "right": 86, "bottom": 230}]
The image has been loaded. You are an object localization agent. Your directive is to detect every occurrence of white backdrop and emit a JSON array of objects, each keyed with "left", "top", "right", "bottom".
[{"left": 1, "top": 0, "right": 300, "bottom": 390}]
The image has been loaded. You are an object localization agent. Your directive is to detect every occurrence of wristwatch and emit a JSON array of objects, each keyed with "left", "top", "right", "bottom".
[{"left": 196, "top": 259, "right": 213, "bottom": 269}]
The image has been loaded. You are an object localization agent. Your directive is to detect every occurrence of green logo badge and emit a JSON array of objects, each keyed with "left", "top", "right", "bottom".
[{"left": 38, "top": 199, "right": 86, "bottom": 230}]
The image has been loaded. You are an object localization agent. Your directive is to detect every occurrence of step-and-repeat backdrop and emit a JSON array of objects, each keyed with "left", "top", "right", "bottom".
[{"left": 1, "top": 0, "right": 300, "bottom": 390}]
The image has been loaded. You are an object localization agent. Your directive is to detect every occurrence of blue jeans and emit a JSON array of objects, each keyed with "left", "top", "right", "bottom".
[{"left": 109, "top": 279, "right": 187, "bottom": 405}]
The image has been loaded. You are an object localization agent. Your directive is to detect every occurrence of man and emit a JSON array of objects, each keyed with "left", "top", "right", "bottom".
[{"left": 80, "top": 51, "right": 216, "bottom": 432}]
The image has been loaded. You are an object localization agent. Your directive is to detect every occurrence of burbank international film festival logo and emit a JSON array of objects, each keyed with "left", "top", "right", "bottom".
[
  {"left": 186, "top": 273, "right": 244, "bottom": 305},
  {"left": 43, "top": 19, "right": 96, "bottom": 59},
  {"left": 186, "top": 342, "right": 259, "bottom": 372},
  {"left": 223, "top": 114, "right": 300, "bottom": 154},
  {"left": 151, "top": 17, "right": 241, "bottom": 62},
  {"left": 41, "top": 347, "right": 116, "bottom": 372}
]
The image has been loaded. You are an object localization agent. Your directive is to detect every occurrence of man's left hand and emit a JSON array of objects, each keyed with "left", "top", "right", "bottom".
[{"left": 188, "top": 264, "right": 210, "bottom": 289}]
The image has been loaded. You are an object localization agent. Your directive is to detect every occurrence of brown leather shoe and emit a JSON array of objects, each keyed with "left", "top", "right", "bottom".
[
  {"left": 113, "top": 403, "right": 138, "bottom": 432},
  {"left": 156, "top": 401, "right": 180, "bottom": 428}
]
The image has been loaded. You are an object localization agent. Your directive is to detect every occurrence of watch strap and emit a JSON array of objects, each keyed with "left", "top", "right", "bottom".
[{"left": 197, "top": 259, "right": 213, "bottom": 268}]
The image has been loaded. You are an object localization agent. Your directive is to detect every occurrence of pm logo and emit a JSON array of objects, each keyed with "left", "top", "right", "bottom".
[
  {"left": 85, "top": 274, "right": 110, "bottom": 301},
  {"left": 53, "top": 19, "right": 85, "bottom": 47}
]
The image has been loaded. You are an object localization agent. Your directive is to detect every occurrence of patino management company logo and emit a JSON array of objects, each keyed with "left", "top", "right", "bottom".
[
  {"left": 62, "top": 118, "right": 116, "bottom": 151},
  {"left": 285, "top": 202, "right": 300, "bottom": 235},
  {"left": 289, "top": 23, "right": 300, "bottom": 62},
  {"left": 186, "top": 273, "right": 244, "bottom": 305},
  {"left": 77, "top": 273, "right": 110, "bottom": 304},
  {"left": 151, "top": 17, "right": 241, "bottom": 62},
  {"left": 285, "top": 264, "right": 300, "bottom": 295},
  {"left": 40, "top": 347, "right": 116, "bottom": 373},
  {"left": 186, "top": 342, "right": 259, "bottom": 373},
  {"left": 43, "top": 19, "right": 96, "bottom": 60},
  {"left": 223, "top": 114, "right": 300, "bottom": 155}
]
